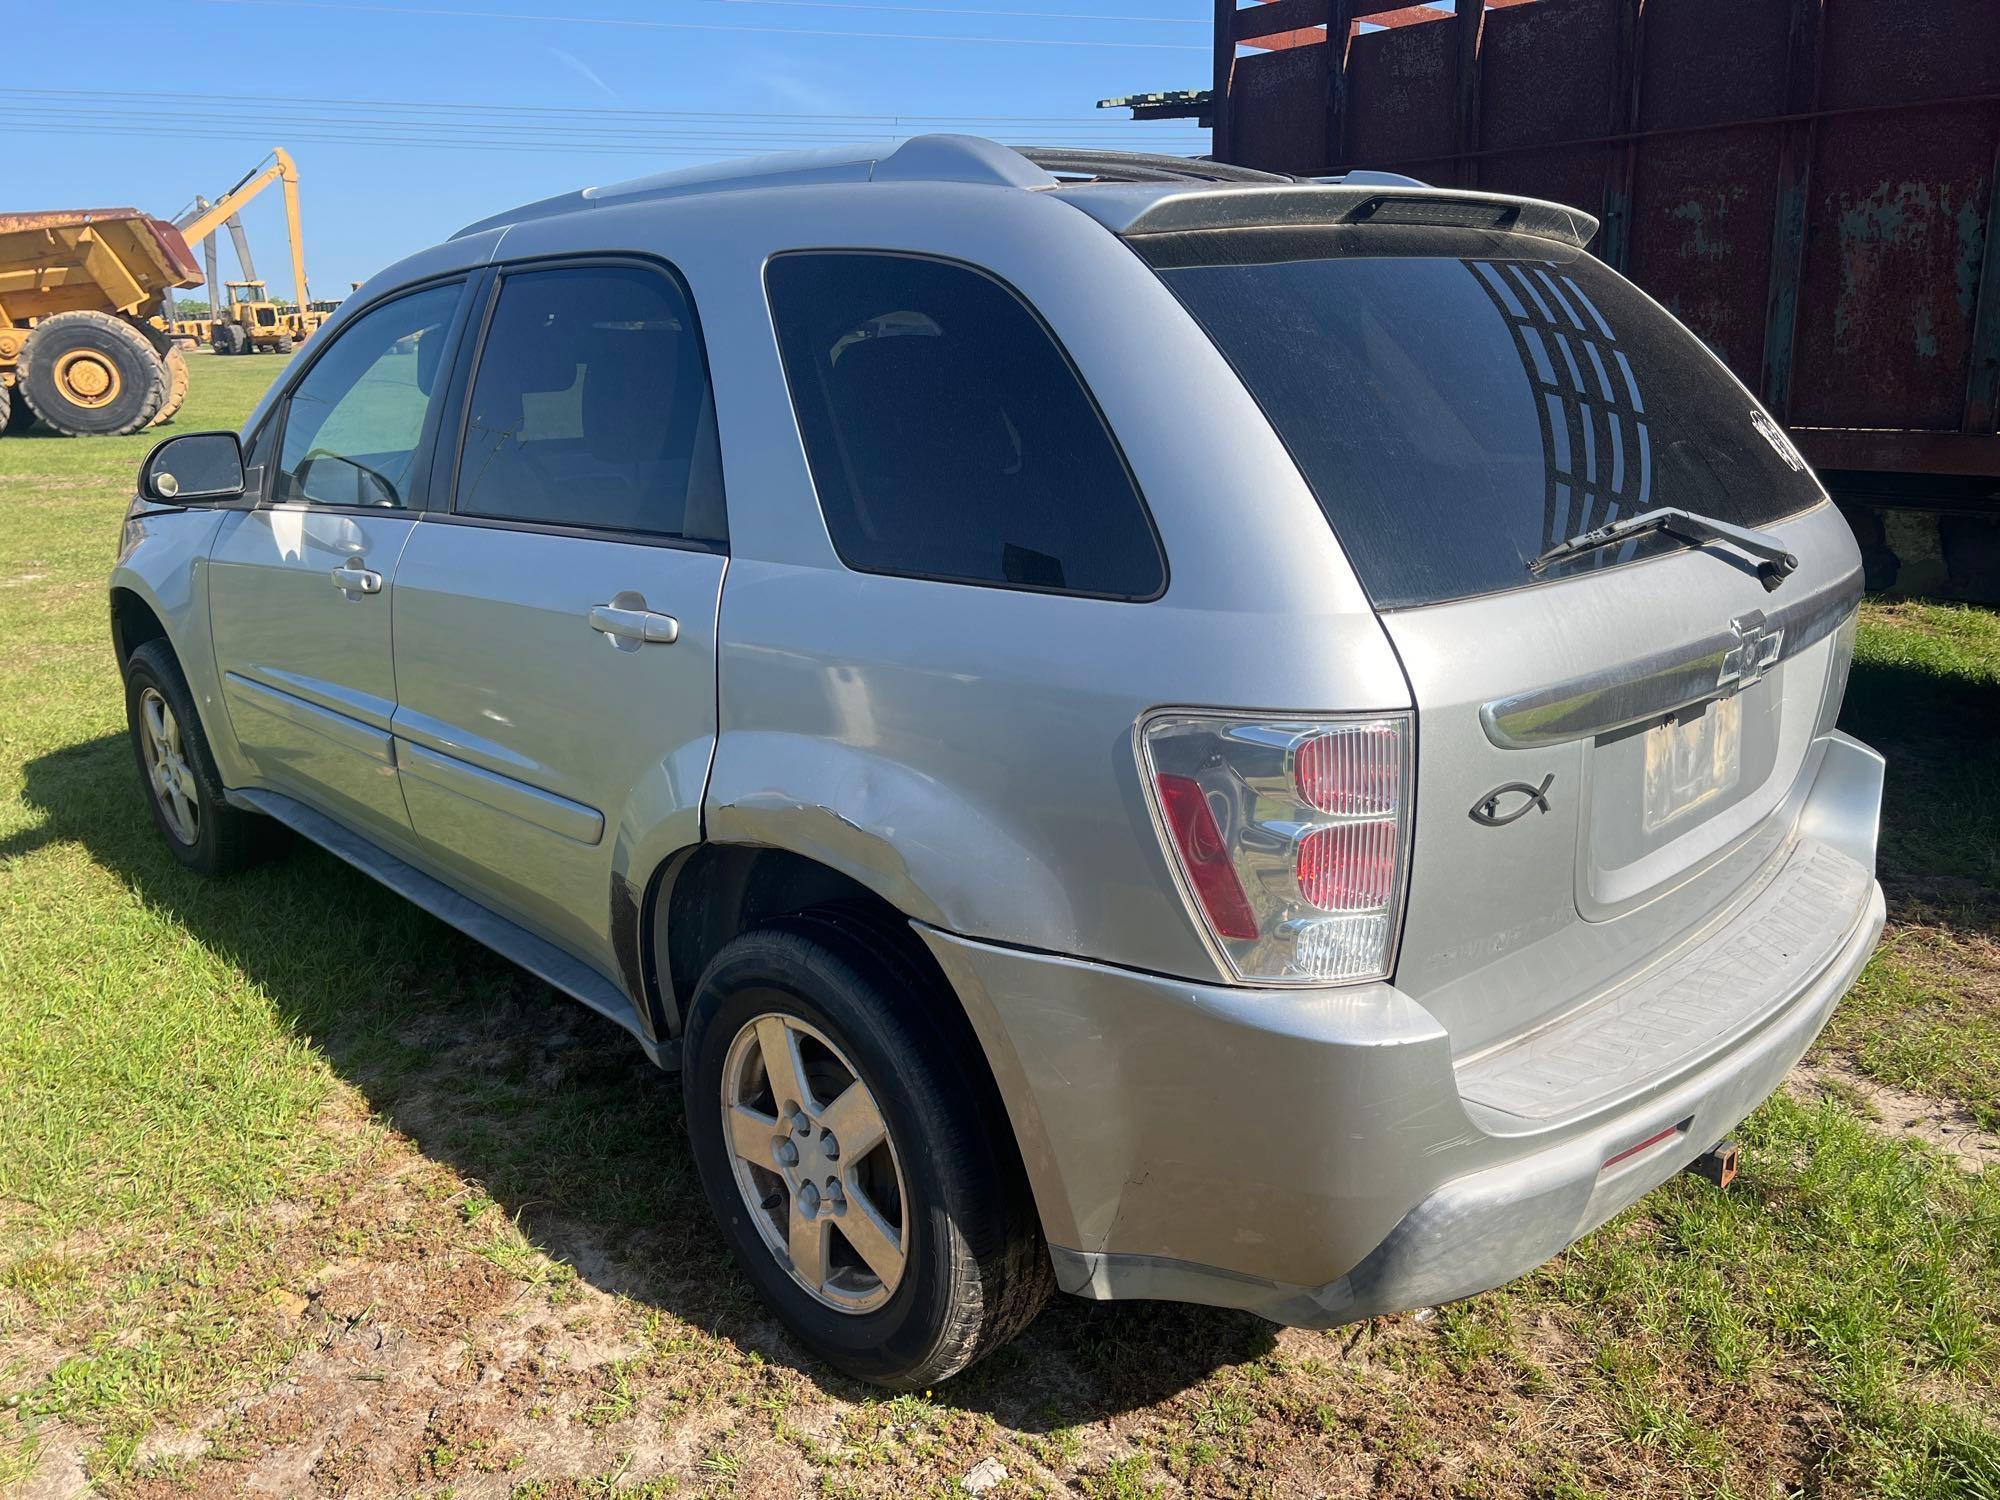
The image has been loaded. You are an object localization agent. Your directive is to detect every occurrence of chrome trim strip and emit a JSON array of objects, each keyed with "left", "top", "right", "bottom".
[{"left": 1479, "top": 566, "right": 1862, "bottom": 749}]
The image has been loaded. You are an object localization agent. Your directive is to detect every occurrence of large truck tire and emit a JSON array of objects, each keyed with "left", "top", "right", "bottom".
[
  {"left": 3, "top": 382, "right": 32, "bottom": 434},
  {"left": 17, "top": 310, "right": 169, "bottom": 437},
  {"left": 150, "top": 346, "right": 191, "bottom": 428}
]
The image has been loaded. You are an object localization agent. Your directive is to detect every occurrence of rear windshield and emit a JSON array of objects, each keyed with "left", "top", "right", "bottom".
[{"left": 1141, "top": 227, "right": 1824, "bottom": 609}]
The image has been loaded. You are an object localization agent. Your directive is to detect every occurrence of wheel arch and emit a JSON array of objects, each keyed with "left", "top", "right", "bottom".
[
  {"left": 109, "top": 583, "right": 170, "bottom": 676},
  {"left": 107, "top": 506, "right": 248, "bottom": 785},
  {"left": 646, "top": 841, "right": 941, "bottom": 1041},
  {"left": 642, "top": 839, "right": 1060, "bottom": 1245}
]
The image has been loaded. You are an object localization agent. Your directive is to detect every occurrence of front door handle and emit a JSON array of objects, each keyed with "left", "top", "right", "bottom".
[
  {"left": 589, "top": 603, "right": 679, "bottom": 645},
  {"left": 331, "top": 559, "right": 383, "bottom": 596}
]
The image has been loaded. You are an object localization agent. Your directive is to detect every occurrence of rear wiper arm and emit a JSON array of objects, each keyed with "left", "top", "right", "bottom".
[{"left": 1527, "top": 507, "right": 1800, "bottom": 592}]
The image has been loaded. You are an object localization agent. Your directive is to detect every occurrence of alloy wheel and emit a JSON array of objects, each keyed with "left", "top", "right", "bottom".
[
  {"left": 140, "top": 687, "right": 200, "bottom": 844},
  {"left": 720, "top": 1011, "right": 908, "bottom": 1314}
]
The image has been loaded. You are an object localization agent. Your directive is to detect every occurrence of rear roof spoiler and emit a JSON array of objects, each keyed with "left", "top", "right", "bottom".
[{"left": 1058, "top": 182, "right": 1600, "bottom": 250}]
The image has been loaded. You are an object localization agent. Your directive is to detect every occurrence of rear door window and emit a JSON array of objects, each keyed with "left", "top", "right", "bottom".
[
  {"left": 766, "top": 252, "right": 1164, "bottom": 600},
  {"left": 1140, "top": 228, "right": 1823, "bottom": 608},
  {"left": 453, "top": 263, "right": 725, "bottom": 543}
]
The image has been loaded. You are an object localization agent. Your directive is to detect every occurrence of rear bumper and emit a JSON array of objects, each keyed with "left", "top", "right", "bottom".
[{"left": 918, "top": 730, "right": 1885, "bottom": 1324}]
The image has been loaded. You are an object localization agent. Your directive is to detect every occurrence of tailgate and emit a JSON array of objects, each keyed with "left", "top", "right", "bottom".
[
  {"left": 1138, "top": 218, "right": 1864, "bottom": 1053},
  {"left": 1380, "top": 504, "right": 1861, "bottom": 1055}
]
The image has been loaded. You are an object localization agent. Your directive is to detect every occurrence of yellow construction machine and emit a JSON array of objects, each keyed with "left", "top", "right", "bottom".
[
  {"left": 0, "top": 208, "right": 197, "bottom": 436},
  {"left": 213, "top": 279, "right": 294, "bottom": 355},
  {"left": 1, "top": 147, "right": 315, "bottom": 437},
  {"left": 173, "top": 149, "right": 316, "bottom": 355}
]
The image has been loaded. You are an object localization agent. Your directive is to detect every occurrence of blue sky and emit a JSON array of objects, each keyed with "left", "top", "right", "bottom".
[{"left": 19, "top": 0, "right": 1214, "bottom": 297}]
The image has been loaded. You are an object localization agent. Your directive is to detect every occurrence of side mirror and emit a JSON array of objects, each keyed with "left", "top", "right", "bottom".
[{"left": 139, "top": 431, "right": 246, "bottom": 504}]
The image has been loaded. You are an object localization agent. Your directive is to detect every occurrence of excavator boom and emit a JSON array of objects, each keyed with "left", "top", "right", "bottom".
[{"left": 174, "top": 148, "right": 310, "bottom": 310}]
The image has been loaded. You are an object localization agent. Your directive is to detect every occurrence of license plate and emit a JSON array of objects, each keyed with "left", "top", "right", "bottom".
[{"left": 1642, "top": 694, "right": 1742, "bottom": 832}]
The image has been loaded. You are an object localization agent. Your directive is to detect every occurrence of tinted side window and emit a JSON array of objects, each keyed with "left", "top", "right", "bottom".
[
  {"left": 766, "top": 253, "right": 1163, "bottom": 599},
  {"left": 274, "top": 282, "right": 461, "bottom": 509},
  {"left": 454, "top": 265, "right": 724, "bottom": 542}
]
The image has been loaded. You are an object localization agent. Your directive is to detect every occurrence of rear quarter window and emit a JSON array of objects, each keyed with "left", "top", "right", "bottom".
[
  {"left": 766, "top": 251, "right": 1165, "bottom": 600},
  {"left": 1140, "top": 227, "right": 1824, "bottom": 609}
]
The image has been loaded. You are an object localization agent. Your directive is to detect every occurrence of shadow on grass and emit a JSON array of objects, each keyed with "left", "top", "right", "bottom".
[
  {"left": 8, "top": 730, "right": 1275, "bottom": 1426},
  {"left": 1839, "top": 646, "right": 2000, "bottom": 922}
]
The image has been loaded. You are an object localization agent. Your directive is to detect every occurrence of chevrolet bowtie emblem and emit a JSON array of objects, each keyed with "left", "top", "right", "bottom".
[{"left": 1719, "top": 610, "right": 1784, "bottom": 691}]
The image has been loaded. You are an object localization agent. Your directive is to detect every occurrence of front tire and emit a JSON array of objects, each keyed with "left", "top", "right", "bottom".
[
  {"left": 124, "top": 640, "right": 277, "bottom": 875},
  {"left": 682, "top": 918, "right": 1051, "bottom": 1388}
]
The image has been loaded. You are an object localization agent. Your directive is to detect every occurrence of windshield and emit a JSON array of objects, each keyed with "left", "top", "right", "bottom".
[{"left": 1142, "top": 227, "right": 1824, "bottom": 609}]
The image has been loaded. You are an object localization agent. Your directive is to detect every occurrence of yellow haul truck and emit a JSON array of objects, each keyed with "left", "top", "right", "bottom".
[{"left": 0, "top": 207, "right": 197, "bottom": 437}]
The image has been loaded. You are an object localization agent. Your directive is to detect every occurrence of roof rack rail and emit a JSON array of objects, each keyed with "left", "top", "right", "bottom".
[{"left": 1013, "top": 148, "right": 1295, "bottom": 185}]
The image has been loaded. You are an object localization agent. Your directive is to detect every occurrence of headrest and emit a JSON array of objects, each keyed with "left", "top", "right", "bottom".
[
  {"left": 826, "top": 333, "right": 1018, "bottom": 476},
  {"left": 581, "top": 324, "right": 689, "bottom": 464}
]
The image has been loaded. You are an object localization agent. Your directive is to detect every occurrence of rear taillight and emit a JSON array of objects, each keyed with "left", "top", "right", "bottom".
[{"left": 1140, "top": 713, "right": 1412, "bottom": 985}]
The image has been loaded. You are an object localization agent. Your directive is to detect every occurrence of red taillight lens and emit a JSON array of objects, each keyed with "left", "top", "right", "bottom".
[
  {"left": 1295, "top": 821, "right": 1398, "bottom": 911},
  {"left": 1294, "top": 725, "right": 1401, "bottom": 816},
  {"left": 1141, "top": 714, "right": 1410, "bottom": 984},
  {"left": 1154, "top": 773, "right": 1259, "bottom": 940}
]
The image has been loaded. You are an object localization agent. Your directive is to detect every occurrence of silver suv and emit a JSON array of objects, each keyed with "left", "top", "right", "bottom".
[{"left": 112, "top": 138, "right": 1886, "bottom": 1389}]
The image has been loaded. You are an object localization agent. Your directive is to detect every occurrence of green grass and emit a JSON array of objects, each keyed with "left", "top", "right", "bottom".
[
  {"left": 0, "top": 360, "right": 1996, "bottom": 1493},
  {"left": 1816, "top": 599, "right": 2000, "bottom": 1128}
]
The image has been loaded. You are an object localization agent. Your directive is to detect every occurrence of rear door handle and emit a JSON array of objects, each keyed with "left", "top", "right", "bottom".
[
  {"left": 589, "top": 603, "right": 679, "bottom": 644},
  {"left": 331, "top": 559, "right": 383, "bottom": 595}
]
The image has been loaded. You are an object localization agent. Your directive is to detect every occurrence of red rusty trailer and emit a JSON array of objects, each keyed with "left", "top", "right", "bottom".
[{"left": 1120, "top": 0, "right": 2000, "bottom": 593}]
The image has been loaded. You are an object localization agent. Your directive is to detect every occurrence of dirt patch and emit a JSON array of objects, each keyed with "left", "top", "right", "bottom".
[{"left": 1791, "top": 1059, "right": 2000, "bottom": 1172}]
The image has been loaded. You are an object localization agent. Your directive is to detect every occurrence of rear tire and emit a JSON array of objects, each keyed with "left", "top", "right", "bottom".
[
  {"left": 2, "top": 384, "right": 30, "bottom": 433},
  {"left": 150, "top": 345, "right": 190, "bottom": 427},
  {"left": 18, "top": 310, "right": 168, "bottom": 436},
  {"left": 682, "top": 917, "right": 1052, "bottom": 1388},
  {"left": 123, "top": 640, "right": 278, "bottom": 876},
  {"left": 275, "top": 334, "right": 295, "bottom": 355}
]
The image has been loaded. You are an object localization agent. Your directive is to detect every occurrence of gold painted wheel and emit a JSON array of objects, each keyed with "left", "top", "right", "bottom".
[{"left": 53, "top": 348, "right": 121, "bottom": 409}]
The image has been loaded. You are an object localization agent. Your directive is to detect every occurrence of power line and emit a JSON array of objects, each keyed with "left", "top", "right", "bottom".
[
  {"left": 6, "top": 120, "right": 850, "bottom": 158},
  {"left": 205, "top": 0, "right": 1210, "bottom": 49},
  {"left": 41, "top": 104, "right": 1207, "bottom": 142},
  {"left": 0, "top": 86, "right": 1211, "bottom": 129},
  {"left": 25, "top": 104, "right": 1207, "bottom": 146},
  {"left": 14, "top": 119, "right": 1209, "bottom": 161},
  {"left": 706, "top": 0, "right": 1204, "bottom": 24}
]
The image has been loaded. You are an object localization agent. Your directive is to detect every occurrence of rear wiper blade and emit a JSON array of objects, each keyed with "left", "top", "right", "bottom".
[{"left": 1527, "top": 506, "right": 1800, "bottom": 592}]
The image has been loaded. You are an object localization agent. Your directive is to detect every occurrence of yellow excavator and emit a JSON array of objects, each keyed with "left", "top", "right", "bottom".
[{"left": 170, "top": 149, "right": 318, "bottom": 355}]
